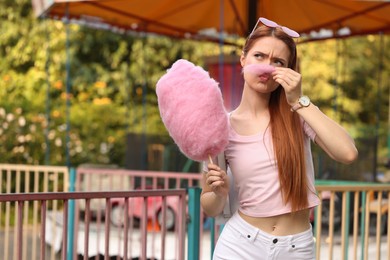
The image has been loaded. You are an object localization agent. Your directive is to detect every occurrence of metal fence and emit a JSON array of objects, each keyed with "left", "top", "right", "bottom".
[
  {"left": 0, "top": 164, "right": 205, "bottom": 260},
  {"left": 0, "top": 164, "right": 69, "bottom": 260},
  {"left": 0, "top": 189, "right": 187, "bottom": 260},
  {"left": 1, "top": 164, "right": 390, "bottom": 260},
  {"left": 73, "top": 167, "right": 204, "bottom": 260},
  {"left": 313, "top": 181, "right": 389, "bottom": 260}
]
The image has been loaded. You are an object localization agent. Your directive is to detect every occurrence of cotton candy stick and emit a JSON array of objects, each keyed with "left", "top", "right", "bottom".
[{"left": 156, "top": 59, "right": 229, "bottom": 163}]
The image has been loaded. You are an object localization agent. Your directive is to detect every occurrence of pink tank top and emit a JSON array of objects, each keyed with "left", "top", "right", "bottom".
[{"left": 225, "top": 118, "right": 320, "bottom": 217}]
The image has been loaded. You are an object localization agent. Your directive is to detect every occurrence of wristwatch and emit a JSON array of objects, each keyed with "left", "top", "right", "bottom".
[{"left": 291, "top": 95, "right": 311, "bottom": 112}]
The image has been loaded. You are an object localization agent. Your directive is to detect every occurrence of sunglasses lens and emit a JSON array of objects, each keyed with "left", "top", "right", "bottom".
[
  {"left": 259, "top": 17, "right": 278, "bottom": 28},
  {"left": 256, "top": 17, "right": 300, "bottom": 38},
  {"left": 282, "top": 26, "right": 300, "bottom": 38}
]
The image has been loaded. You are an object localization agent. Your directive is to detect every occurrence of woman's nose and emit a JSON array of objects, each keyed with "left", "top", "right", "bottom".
[
  {"left": 263, "top": 59, "right": 272, "bottom": 65},
  {"left": 257, "top": 60, "right": 272, "bottom": 65}
]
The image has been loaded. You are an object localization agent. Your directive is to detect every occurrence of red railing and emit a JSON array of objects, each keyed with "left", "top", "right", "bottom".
[
  {"left": 0, "top": 189, "right": 187, "bottom": 260},
  {"left": 0, "top": 164, "right": 69, "bottom": 260},
  {"left": 74, "top": 167, "right": 206, "bottom": 259}
]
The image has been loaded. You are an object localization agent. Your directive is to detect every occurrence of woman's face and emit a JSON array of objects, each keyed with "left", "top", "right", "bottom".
[{"left": 241, "top": 36, "right": 291, "bottom": 93}]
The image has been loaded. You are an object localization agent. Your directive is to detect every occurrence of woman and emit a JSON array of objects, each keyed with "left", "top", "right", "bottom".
[{"left": 200, "top": 17, "right": 358, "bottom": 260}]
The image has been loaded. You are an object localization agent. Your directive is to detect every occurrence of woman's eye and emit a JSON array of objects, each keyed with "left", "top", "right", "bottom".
[
  {"left": 273, "top": 60, "right": 284, "bottom": 67},
  {"left": 254, "top": 53, "right": 264, "bottom": 59}
]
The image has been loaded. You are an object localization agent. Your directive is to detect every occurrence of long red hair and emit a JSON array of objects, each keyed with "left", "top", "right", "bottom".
[{"left": 242, "top": 26, "right": 308, "bottom": 212}]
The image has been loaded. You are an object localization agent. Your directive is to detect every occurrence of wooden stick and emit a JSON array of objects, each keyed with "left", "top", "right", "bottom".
[{"left": 208, "top": 154, "right": 213, "bottom": 164}]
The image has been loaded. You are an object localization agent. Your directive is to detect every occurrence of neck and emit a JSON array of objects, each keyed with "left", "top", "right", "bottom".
[{"left": 236, "top": 86, "right": 270, "bottom": 118}]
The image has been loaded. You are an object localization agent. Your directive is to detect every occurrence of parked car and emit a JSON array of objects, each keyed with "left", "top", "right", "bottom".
[{"left": 109, "top": 187, "right": 182, "bottom": 231}]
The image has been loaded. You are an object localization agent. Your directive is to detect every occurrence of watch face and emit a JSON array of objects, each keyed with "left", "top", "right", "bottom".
[{"left": 299, "top": 96, "right": 310, "bottom": 107}]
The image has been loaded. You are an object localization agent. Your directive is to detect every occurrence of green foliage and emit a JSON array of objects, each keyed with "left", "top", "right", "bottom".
[
  {"left": 0, "top": 0, "right": 210, "bottom": 167},
  {"left": 299, "top": 36, "right": 390, "bottom": 141},
  {"left": 299, "top": 36, "right": 390, "bottom": 178}
]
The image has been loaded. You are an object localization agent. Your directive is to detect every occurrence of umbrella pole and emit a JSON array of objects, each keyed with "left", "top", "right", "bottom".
[
  {"left": 247, "top": 0, "right": 258, "bottom": 35},
  {"left": 65, "top": 3, "right": 71, "bottom": 169},
  {"left": 64, "top": 4, "right": 75, "bottom": 260},
  {"left": 44, "top": 17, "right": 51, "bottom": 166},
  {"left": 374, "top": 32, "right": 384, "bottom": 182},
  {"left": 141, "top": 34, "right": 147, "bottom": 170},
  {"left": 333, "top": 39, "right": 340, "bottom": 117},
  {"left": 218, "top": 0, "right": 225, "bottom": 95},
  {"left": 371, "top": 32, "right": 385, "bottom": 183}
]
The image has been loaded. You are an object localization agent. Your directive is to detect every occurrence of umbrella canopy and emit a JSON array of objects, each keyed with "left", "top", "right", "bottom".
[{"left": 32, "top": 0, "right": 390, "bottom": 42}]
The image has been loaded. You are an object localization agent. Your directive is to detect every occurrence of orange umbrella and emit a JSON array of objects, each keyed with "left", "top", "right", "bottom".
[{"left": 32, "top": 0, "right": 390, "bottom": 42}]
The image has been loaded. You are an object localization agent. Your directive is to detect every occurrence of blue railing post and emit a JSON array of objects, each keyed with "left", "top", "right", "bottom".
[
  {"left": 313, "top": 206, "right": 318, "bottom": 238},
  {"left": 344, "top": 192, "right": 351, "bottom": 259},
  {"left": 187, "top": 187, "right": 201, "bottom": 260},
  {"left": 67, "top": 167, "right": 76, "bottom": 260},
  {"left": 360, "top": 191, "right": 367, "bottom": 260},
  {"left": 210, "top": 219, "right": 224, "bottom": 259},
  {"left": 210, "top": 218, "right": 216, "bottom": 259}
]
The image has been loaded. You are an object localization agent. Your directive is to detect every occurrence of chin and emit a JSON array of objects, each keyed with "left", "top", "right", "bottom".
[{"left": 253, "top": 82, "right": 278, "bottom": 93}]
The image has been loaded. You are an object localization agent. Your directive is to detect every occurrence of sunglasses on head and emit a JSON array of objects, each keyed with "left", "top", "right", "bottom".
[{"left": 250, "top": 17, "right": 300, "bottom": 38}]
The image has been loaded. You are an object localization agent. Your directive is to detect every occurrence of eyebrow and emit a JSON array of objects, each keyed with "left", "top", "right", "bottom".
[{"left": 254, "top": 51, "right": 288, "bottom": 65}]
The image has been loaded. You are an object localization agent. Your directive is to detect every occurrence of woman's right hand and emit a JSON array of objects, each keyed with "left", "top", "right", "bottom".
[
  {"left": 204, "top": 163, "right": 229, "bottom": 197},
  {"left": 200, "top": 163, "right": 230, "bottom": 217}
]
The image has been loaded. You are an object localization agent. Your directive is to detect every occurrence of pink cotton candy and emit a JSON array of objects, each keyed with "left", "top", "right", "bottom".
[
  {"left": 242, "top": 64, "right": 275, "bottom": 76},
  {"left": 156, "top": 59, "right": 229, "bottom": 162}
]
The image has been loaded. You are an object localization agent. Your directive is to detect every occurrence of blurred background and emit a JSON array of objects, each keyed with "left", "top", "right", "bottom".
[{"left": 1, "top": 0, "right": 389, "bottom": 183}]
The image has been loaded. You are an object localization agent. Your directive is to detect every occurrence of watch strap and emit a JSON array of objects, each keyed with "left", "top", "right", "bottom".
[
  {"left": 290, "top": 103, "right": 303, "bottom": 112},
  {"left": 291, "top": 96, "right": 311, "bottom": 112}
]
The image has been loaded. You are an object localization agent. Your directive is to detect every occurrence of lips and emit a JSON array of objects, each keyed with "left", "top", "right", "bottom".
[
  {"left": 242, "top": 64, "right": 275, "bottom": 82},
  {"left": 259, "top": 74, "right": 270, "bottom": 82}
]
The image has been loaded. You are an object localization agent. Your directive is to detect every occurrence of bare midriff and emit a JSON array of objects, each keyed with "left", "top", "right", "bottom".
[{"left": 238, "top": 208, "right": 311, "bottom": 236}]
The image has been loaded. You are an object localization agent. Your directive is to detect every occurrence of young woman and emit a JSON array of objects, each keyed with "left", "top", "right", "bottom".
[{"left": 200, "top": 17, "right": 358, "bottom": 260}]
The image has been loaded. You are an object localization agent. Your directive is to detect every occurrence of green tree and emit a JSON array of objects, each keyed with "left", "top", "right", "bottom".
[
  {"left": 0, "top": 0, "right": 210, "bottom": 168},
  {"left": 299, "top": 36, "right": 390, "bottom": 180}
]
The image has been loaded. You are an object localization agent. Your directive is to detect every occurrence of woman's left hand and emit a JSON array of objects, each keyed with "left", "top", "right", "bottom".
[{"left": 272, "top": 67, "right": 302, "bottom": 105}]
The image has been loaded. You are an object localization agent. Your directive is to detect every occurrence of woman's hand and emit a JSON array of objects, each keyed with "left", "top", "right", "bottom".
[
  {"left": 204, "top": 163, "right": 229, "bottom": 198},
  {"left": 200, "top": 163, "right": 230, "bottom": 217},
  {"left": 272, "top": 67, "right": 302, "bottom": 105}
]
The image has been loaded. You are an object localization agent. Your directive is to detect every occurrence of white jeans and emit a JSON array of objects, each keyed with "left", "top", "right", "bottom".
[{"left": 213, "top": 212, "right": 315, "bottom": 260}]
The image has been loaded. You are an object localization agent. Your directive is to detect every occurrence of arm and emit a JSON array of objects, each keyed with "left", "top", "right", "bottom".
[
  {"left": 273, "top": 67, "right": 358, "bottom": 165},
  {"left": 297, "top": 104, "right": 358, "bottom": 164},
  {"left": 200, "top": 163, "right": 229, "bottom": 217}
]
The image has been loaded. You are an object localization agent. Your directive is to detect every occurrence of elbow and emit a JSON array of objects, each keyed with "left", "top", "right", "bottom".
[
  {"left": 341, "top": 147, "right": 358, "bottom": 164},
  {"left": 200, "top": 203, "right": 220, "bottom": 218},
  {"left": 200, "top": 193, "right": 225, "bottom": 217},
  {"left": 200, "top": 199, "right": 222, "bottom": 217},
  {"left": 202, "top": 208, "right": 219, "bottom": 218}
]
